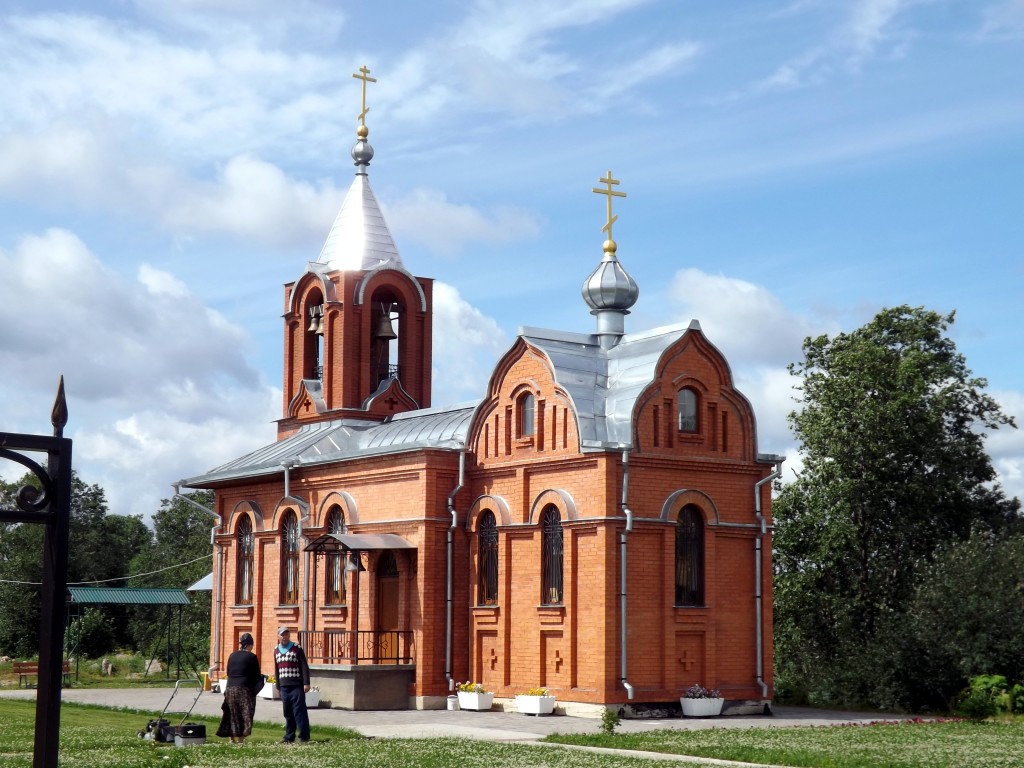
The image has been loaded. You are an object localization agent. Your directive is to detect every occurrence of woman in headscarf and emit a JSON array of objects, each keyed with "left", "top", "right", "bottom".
[{"left": 216, "top": 632, "right": 261, "bottom": 744}]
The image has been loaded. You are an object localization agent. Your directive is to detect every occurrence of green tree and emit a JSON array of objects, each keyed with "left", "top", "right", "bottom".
[
  {"left": 773, "top": 306, "right": 1020, "bottom": 710},
  {"left": 0, "top": 473, "right": 152, "bottom": 657},
  {"left": 127, "top": 491, "right": 214, "bottom": 673},
  {"left": 909, "top": 529, "right": 1024, "bottom": 708}
]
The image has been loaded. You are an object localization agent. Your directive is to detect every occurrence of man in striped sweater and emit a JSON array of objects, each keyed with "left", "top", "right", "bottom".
[{"left": 273, "top": 627, "right": 311, "bottom": 743}]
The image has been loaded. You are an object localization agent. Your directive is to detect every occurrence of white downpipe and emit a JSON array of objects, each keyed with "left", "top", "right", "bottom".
[
  {"left": 620, "top": 450, "right": 635, "bottom": 700},
  {"left": 171, "top": 482, "right": 221, "bottom": 675},
  {"left": 281, "top": 461, "right": 311, "bottom": 637},
  {"left": 445, "top": 451, "right": 466, "bottom": 691},
  {"left": 754, "top": 461, "right": 783, "bottom": 700}
]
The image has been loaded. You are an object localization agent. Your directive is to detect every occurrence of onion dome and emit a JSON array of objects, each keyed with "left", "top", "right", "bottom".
[{"left": 582, "top": 238, "right": 639, "bottom": 312}]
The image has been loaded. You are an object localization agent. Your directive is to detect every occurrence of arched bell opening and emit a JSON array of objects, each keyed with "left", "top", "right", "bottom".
[
  {"left": 369, "top": 289, "right": 401, "bottom": 388},
  {"left": 303, "top": 288, "right": 326, "bottom": 381}
]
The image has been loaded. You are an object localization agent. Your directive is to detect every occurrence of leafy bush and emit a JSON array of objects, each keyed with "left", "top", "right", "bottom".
[
  {"left": 600, "top": 707, "right": 621, "bottom": 735},
  {"left": 957, "top": 687, "right": 997, "bottom": 722}
]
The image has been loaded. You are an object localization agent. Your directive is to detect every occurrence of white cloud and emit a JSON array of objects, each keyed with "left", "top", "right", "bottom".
[
  {"left": 0, "top": 228, "right": 279, "bottom": 519},
  {"left": 430, "top": 281, "right": 509, "bottom": 406},
  {"left": 978, "top": 0, "right": 1024, "bottom": 40},
  {"left": 754, "top": 0, "right": 918, "bottom": 92},
  {"left": 162, "top": 155, "right": 343, "bottom": 248},
  {"left": 664, "top": 268, "right": 817, "bottom": 366},
  {"left": 386, "top": 188, "right": 542, "bottom": 258}
]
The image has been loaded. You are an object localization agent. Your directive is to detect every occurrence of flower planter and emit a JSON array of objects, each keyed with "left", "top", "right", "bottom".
[
  {"left": 306, "top": 689, "right": 321, "bottom": 708},
  {"left": 457, "top": 691, "right": 494, "bottom": 711},
  {"left": 257, "top": 681, "right": 278, "bottom": 700},
  {"left": 516, "top": 694, "right": 556, "bottom": 715},
  {"left": 680, "top": 697, "right": 724, "bottom": 717}
]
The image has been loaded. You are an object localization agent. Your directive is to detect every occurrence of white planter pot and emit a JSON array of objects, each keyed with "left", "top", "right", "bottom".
[
  {"left": 457, "top": 691, "right": 494, "bottom": 711},
  {"left": 257, "top": 682, "right": 278, "bottom": 700},
  {"left": 516, "top": 694, "right": 556, "bottom": 715},
  {"left": 306, "top": 689, "right": 320, "bottom": 708},
  {"left": 680, "top": 697, "right": 724, "bottom": 717}
]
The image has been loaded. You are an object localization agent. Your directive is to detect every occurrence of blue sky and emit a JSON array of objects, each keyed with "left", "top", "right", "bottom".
[{"left": 1, "top": 0, "right": 1021, "bottom": 520}]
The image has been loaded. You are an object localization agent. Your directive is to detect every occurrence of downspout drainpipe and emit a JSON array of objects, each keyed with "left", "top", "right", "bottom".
[
  {"left": 172, "top": 482, "right": 221, "bottom": 676},
  {"left": 620, "top": 450, "right": 635, "bottom": 701},
  {"left": 754, "top": 461, "right": 783, "bottom": 700},
  {"left": 445, "top": 451, "right": 466, "bottom": 692},
  {"left": 281, "top": 461, "right": 311, "bottom": 637}
]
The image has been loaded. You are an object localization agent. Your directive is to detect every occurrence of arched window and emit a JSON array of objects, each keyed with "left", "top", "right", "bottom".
[
  {"left": 675, "top": 505, "right": 705, "bottom": 606},
  {"left": 541, "top": 506, "right": 563, "bottom": 605},
  {"left": 518, "top": 392, "right": 535, "bottom": 437},
  {"left": 478, "top": 511, "right": 498, "bottom": 605},
  {"left": 678, "top": 388, "right": 699, "bottom": 432},
  {"left": 236, "top": 516, "right": 254, "bottom": 605},
  {"left": 281, "top": 511, "right": 300, "bottom": 605},
  {"left": 325, "top": 507, "right": 346, "bottom": 605}
]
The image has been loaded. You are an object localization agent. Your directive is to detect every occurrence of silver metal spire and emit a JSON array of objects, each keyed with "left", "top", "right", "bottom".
[
  {"left": 583, "top": 171, "right": 639, "bottom": 349},
  {"left": 316, "top": 66, "right": 403, "bottom": 272}
]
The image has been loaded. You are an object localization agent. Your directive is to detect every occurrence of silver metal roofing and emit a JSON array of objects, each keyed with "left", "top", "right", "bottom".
[
  {"left": 181, "top": 323, "right": 743, "bottom": 487},
  {"left": 304, "top": 532, "right": 415, "bottom": 553},
  {"left": 520, "top": 322, "right": 689, "bottom": 448},
  {"left": 183, "top": 402, "right": 477, "bottom": 486},
  {"left": 316, "top": 137, "right": 403, "bottom": 272}
]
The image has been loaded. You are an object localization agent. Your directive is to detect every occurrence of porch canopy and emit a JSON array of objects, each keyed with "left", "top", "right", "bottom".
[{"left": 304, "top": 532, "right": 416, "bottom": 554}]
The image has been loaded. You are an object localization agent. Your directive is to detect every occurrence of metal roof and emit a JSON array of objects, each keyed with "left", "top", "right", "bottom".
[
  {"left": 183, "top": 402, "right": 477, "bottom": 487},
  {"left": 305, "top": 532, "right": 416, "bottom": 553},
  {"left": 67, "top": 587, "right": 190, "bottom": 605},
  {"left": 520, "top": 322, "right": 690, "bottom": 447},
  {"left": 317, "top": 138, "right": 403, "bottom": 272},
  {"left": 186, "top": 573, "right": 213, "bottom": 591},
  {"left": 182, "top": 324, "right": 725, "bottom": 487}
]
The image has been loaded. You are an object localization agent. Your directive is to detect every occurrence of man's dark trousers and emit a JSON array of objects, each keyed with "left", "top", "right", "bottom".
[{"left": 280, "top": 685, "right": 310, "bottom": 742}]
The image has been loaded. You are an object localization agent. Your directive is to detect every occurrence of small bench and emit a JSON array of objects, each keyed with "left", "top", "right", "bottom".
[{"left": 13, "top": 660, "right": 72, "bottom": 688}]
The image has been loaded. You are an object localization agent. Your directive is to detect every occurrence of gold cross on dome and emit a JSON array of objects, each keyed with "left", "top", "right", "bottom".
[
  {"left": 352, "top": 65, "right": 377, "bottom": 126},
  {"left": 592, "top": 170, "right": 626, "bottom": 240}
]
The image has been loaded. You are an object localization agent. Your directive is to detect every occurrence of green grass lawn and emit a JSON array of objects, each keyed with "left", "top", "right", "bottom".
[
  {"left": 545, "top": 718, "right": 1024, "bottom": 768},
  {"left": 0, "top": 699, "right": 702, "bottom": 768},
  {"left": 3, "top": 698, "right": 1022, "bottom": 768}
]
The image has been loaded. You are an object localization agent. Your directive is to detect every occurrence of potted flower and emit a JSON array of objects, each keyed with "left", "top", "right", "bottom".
[
  {"left": 456, "top": 681, "right": 494, "bottom": 711},
  {"left": 515, "top": 686, "right": 556, "bottom": 715},
  {"left": 680, "top": 684, "right": 724, "bottom": 717},
  {"left": 257, "top": 675, "right": 278, "bottom": 700}
]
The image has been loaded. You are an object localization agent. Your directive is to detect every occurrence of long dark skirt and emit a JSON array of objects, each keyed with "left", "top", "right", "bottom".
[{"left": 216, "top": 685, "right": 256, "bottom": 738}]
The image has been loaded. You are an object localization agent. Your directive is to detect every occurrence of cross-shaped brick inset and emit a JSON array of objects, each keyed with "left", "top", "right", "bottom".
[
  {"left": 679, "top": 650, "right": 696, "bottom": 672},
  {"left": 554, "top": 650, "right": 563, "bottom": 673},
  {"left": 385, "top": 395, "right": 399, "bottom": 411},
  {"left": 488, "top": 647, "right": 498, "bottom": 671},
  {"left": 302, "top": 399, "right": 312, "bottom": 413}
]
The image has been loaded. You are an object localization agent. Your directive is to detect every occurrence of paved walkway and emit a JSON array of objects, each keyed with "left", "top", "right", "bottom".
[{"left": 0, "top": 686, "right": 901, "bottom": 744}]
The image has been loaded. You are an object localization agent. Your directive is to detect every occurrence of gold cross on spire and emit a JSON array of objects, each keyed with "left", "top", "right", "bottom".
[
  {"left": 352, "top": 65, "right": 377, "bottom": 127},
  {"left": 592, "top": 170, "right": 626, "bottom": 241}
]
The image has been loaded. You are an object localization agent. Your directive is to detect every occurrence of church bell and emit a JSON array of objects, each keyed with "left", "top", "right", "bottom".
[{"left": 374, "top": 310, "right": 397, "bottom": 340}]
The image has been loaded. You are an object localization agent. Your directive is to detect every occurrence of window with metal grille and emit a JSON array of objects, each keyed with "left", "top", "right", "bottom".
[
  {"left": 678, "top": 388, "right": 699, "bottom": 432},
  {"left": 519, "top": 392, "right": 535, "bottom": 437},
  {"left": 325, "top": 507, "right": 346, "bottom": 605},
  {"left": 541, "top": 506, "right": 563, "bottom": 605},
  {"left": 236, "top": 515, "right": 254, "bottom": 605},
  {"left": 281, "top": 511, "right": 300, "bottom": 605},
  {"left": 478, "top": 511, "right": 498, "bottom": 605},
  {"left": 675, "top": 505, "right": 705, "bottom": 606}
]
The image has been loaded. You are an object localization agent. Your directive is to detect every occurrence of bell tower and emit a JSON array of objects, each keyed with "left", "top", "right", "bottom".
[{"left": 278, "top": 66, "right": 433, "bottom": 438}]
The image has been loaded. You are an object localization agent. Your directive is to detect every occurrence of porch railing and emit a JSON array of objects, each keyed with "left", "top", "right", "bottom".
[{"left": 299, "top": 630, "right": 414, "bottom": 664}]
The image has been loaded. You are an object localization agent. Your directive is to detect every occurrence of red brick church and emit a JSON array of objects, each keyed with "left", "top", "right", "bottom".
[{"left": 182, "top": 68, "right": 784, "bottom": 714}]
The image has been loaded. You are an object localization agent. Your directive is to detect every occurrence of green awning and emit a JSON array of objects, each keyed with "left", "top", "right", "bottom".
[{"left": 67, "top": 587, "right": 190, "bottom": 606}]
